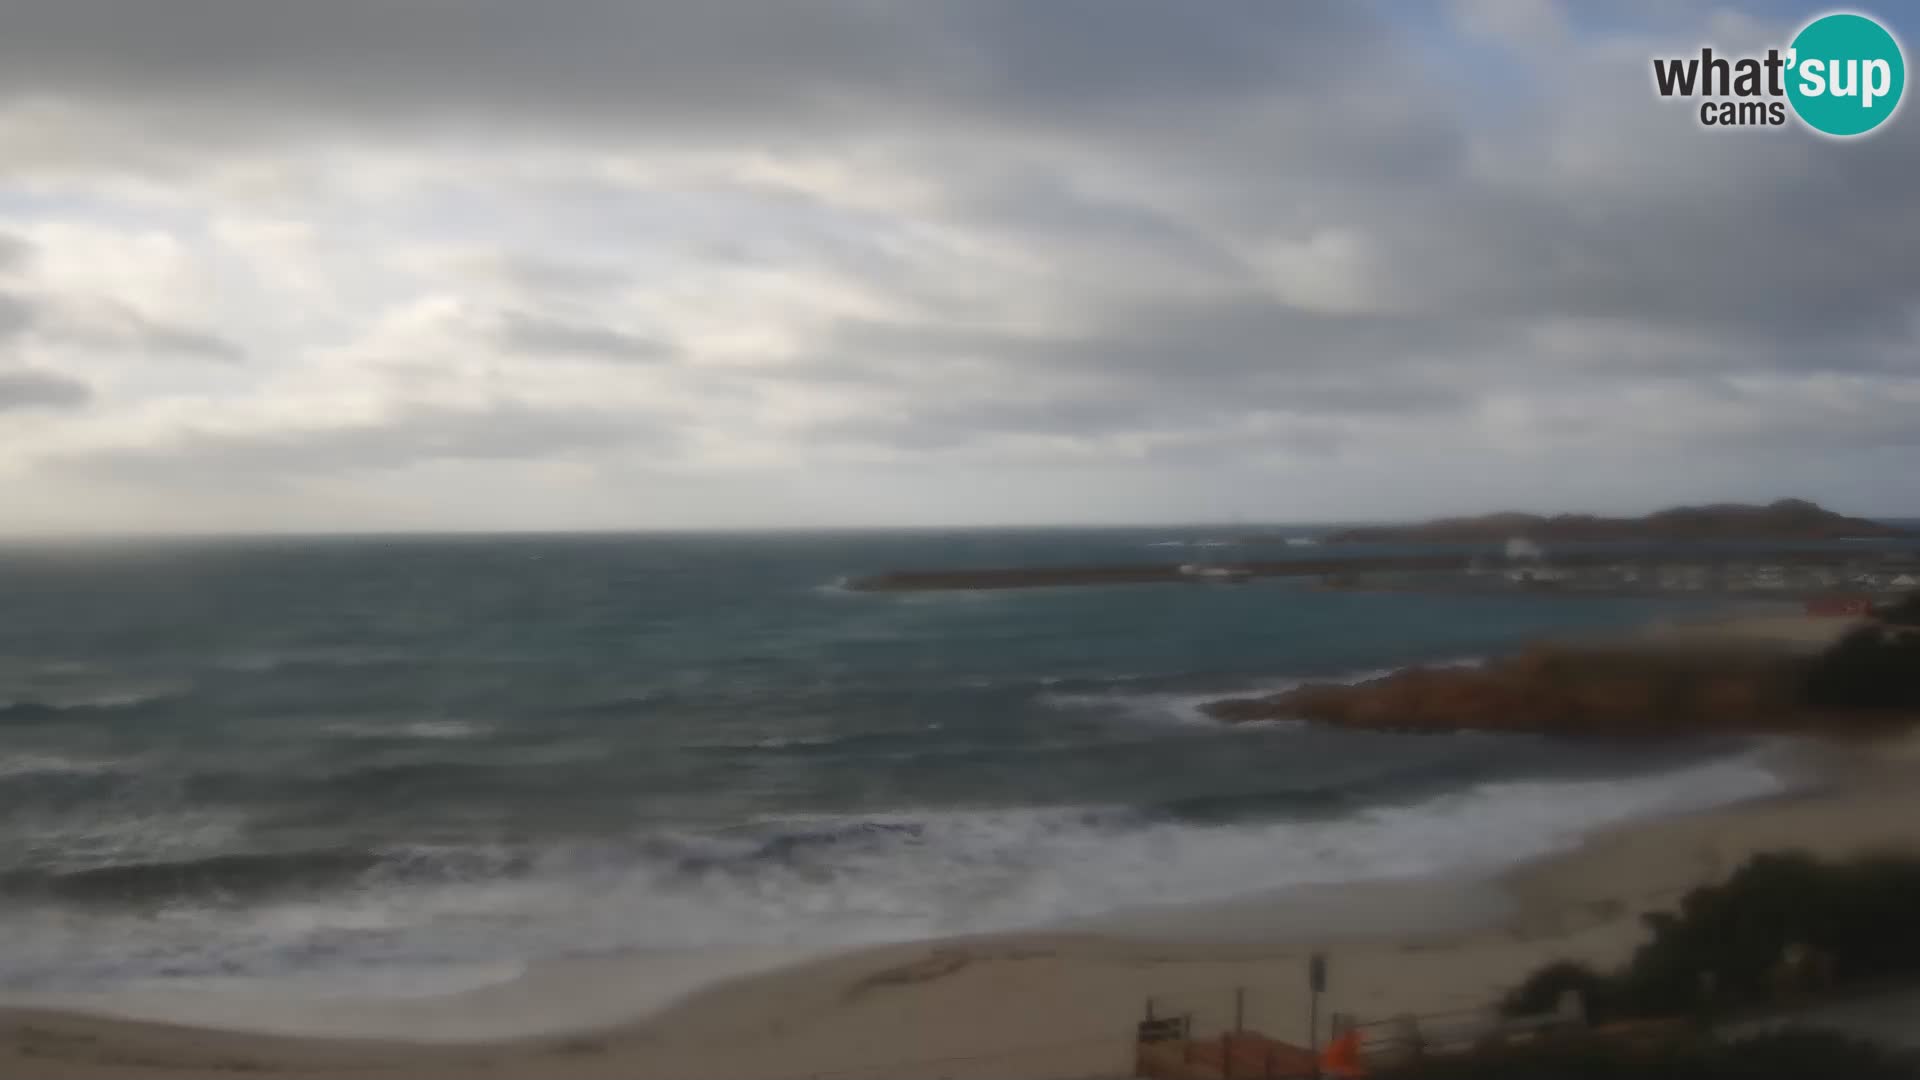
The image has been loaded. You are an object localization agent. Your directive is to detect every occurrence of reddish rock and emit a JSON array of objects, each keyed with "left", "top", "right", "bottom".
[{"left": 1201, "top": 644, "right": 1904, "bottom": 738}]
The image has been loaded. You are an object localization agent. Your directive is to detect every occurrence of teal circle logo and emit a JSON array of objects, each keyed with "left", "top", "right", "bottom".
[{"left": 1787, "top": 13, "right": 1905, "bottom": 136}]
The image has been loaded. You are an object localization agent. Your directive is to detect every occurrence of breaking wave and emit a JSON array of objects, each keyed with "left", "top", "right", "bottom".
[{"left": 0, "top": 751, "right": 1787, "bottom": 993}]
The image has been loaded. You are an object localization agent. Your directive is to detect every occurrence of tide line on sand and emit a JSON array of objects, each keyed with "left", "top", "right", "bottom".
[{"left": 7, "top": 734, "right": 1919, "bottom": 1080}]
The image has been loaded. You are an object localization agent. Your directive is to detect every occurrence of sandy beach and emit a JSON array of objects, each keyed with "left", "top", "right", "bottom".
[
  {"left": 5, "top": 719, "right": 1916, "bottom": 1080},
  {"left": 3, "top": 610, "right": 1910, "bottom": 1080}
]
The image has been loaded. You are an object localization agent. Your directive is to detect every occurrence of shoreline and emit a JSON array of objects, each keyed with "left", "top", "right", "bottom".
[
  {"left": 10, "top": 732, "right": 1920, "bottom": 1079},
  {"left": 844, "top": 544, "right": 1917, "bottom": 593},
  {"left": 7, "top": 611, "right": 1914, "bottom": 1079}
]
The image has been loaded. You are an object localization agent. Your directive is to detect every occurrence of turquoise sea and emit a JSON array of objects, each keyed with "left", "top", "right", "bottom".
[{"left": 0, "top": 529, "right": 1803, "bottom": 997}]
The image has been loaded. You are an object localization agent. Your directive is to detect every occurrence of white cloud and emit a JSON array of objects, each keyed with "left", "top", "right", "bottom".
[{"left": 0, "top": 2, "right": 1913, "bottom": 532}]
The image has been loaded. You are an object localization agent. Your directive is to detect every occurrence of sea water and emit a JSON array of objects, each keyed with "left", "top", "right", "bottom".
[{"left": 0, "top": 529, "right": 1785, "bottom": 1006}]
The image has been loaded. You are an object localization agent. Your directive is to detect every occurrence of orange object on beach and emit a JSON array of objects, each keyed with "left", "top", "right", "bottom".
[{"left": 1322, "top": 1028, "right": 1366, "bottom": 1077}]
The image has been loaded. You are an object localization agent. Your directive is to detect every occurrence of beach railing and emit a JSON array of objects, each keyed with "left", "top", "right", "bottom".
[
  {"left": 1348, "top": 989, "right": 1587, "bottom": 1066},
  {"left": 1132, "top": 985, "right": 1589, "bottom": 1078}
]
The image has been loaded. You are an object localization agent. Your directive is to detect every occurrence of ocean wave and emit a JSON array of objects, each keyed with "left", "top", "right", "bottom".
[
  {"left": 745, "top": 733, "right": 849, "bottom": 750},
  {"left": 210, "top": 647, "right": 412, "bottom": 674},
  {"left": 6, "top": 808, "right": 255, "bottom": 885},
  {"left": 684, "top": 727, "right": 958, "bottom": 756},
  {"left": 1034, "top": 662, "right": 1472, "bottom": 727},
  {"left": 1, "top": 849, "right": 386, "bottom": 906},
  {"left": 323, "top": 719, "right": 490, "bottom": 741},
  {"left": 0, "top": 686, "right": 180, "bottom": 721},
  {"left": 1038, "top": 684, "right": 1258, "bottom": 725},
  {"left": 0, "top": 751, "right": 1787, "bottom": 992},
  {"left": 0, "top": 752, "right": 126, "bottom": 780}
]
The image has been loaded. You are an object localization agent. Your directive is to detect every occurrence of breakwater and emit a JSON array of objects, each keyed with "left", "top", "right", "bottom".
[{"left": 843, "top": 548, "right": 1902, "bottom": 592}]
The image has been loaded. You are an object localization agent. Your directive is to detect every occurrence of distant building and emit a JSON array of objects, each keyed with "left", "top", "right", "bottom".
[
  {"left": 1178, "top": 563, "right": 1252, "bottom": 583},
  {"left": 1505, "top": 537, "right": 1544, "bottom": 562}
]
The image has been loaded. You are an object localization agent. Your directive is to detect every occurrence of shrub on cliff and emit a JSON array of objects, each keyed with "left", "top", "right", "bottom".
[
  {"left": 1502, "top": 853, "right": 1920, "bottom": 1023},
  {"left": 1801, "top": 624, "right": 1920, "bottom": 710},
  {"left": 1501, "top": 961, "right": 1622, "bottom": 1023},
  {"left": 1875, "top": 591, "right": 1920, "bottom": 628},
  {"left": 1378, "top": 1030, "right": 1917, "bottom": 1080}
]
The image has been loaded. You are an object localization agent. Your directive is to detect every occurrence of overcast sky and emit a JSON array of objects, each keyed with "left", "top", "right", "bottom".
[{"left": 0, "top": 0, "right": 1915, "bottom": 534}]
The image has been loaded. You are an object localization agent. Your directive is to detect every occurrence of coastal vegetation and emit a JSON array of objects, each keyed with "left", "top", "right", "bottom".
[
  {"left": 1208, "top": 597, "right": 1920, "bottom": 736},
  {"left": 1324, "top": 498, "right": 1907, "bottom": 545},
  {"left": 1501, "top": 852, "right": 1920, "bottom": 1024},
  {"left": 1378, "top": 1029, "right": 1916, "bottom": 1080},
  {"left": 1874, "top": 591, "right": 1920, "bottom": 627},
  {"left": 1802, "top": 621, "right": 1920, "bottom": 711}
]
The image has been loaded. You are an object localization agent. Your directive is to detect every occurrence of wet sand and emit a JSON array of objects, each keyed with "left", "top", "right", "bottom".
[
  {"left": 5, "top": 611, "right": 1910, "bottom": 1080},
  {"left": 7, "top": 727, "right": 1919, "bottom": 1080}
]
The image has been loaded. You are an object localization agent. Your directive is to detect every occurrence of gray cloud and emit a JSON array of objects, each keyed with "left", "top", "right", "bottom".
[
  {"left": 0, "top": 292, "right": 33, "bottom": 341},
  {"left": 486, "top": 255, "right": 631, "bottom": 297},
  {"left": 494, "top": 312, "right": 669, "bottom": 363},
  {"left": 55, "top": 402, "right": 674, "bottom": 483},
  {"left": 0, "top": 2, "right": 1383, "bottom": 139},
  {"left": 129, "top": 320, "right": 244, "bottom": 362},
  {"left": 1, "top": 1, "right": 1917, "bottom": 523},
  {"left": 0, "top": 290, "right": 241, "bottom": 360},
  {"left": 824, "top": 299, "right": 1502, "bottom": 393},
  {"left": 0, "top": 234, "right": 29, "bottom": 273},
  {"left": 0, "top": 368, "right": 91, "bottom": 411}
]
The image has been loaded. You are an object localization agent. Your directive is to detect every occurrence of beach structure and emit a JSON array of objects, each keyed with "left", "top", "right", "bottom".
[{"left": 1133, "top": 990, "right": 1590, "bottom": 1078}]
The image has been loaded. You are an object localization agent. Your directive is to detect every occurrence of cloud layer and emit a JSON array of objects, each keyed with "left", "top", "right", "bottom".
[{"left": 1, "top": 1, "right": 1915, "bottom": 532}]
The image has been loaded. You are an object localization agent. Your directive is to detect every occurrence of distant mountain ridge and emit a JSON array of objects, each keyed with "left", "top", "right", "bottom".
[{"left": 1324, "top": 499, "right": 1908, "bottom": 544}]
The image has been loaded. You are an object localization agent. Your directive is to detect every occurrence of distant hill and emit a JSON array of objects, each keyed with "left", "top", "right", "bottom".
[{"left": 1324, "top": 499, "right": 1908, "bottom": 545}]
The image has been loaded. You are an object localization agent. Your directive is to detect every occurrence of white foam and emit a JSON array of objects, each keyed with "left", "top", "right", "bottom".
[
  {"left": 0, "top": 685, "right": 179, "bottom": 711},
  {"left": 211, "top": 647, "right": 403, "bottom": 673},
  {"left": 0, "top": 946, "right": 826, "bottom": 1041},
  {"left": 0, "top": 750, "right": 1787, "bottom": 1012},
  {"left": 325, "top": 719, "right": 489, "bottom": 740},
  {"left": 0, "top": 752, "right": 123, "bottom": 779},
  {"left": 1035, "top": 662, "right": 1482, "bottom": 727},
  {"left": 10, "top": 807, "right": 252, "bottom": 875}
]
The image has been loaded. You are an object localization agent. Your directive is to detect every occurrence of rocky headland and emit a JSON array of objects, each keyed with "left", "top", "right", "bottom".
[
  {"left": 1320, "top": 498, "right": 1906, "bottom": 545},
  {"left": 1205, "top": 609, "right": 1920, "bottom": 738}
]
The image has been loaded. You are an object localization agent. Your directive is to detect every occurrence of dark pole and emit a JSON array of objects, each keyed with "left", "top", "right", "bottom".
[
  {"left": 1309, "top": 992, "right": 1320, "bottom": 1080},
  {"left": 1308, "top": 952, "right": 1327, "bottom": 1080},
  {"left": 1235, "top": 987, "right": 1245, "bottom": 1033}
]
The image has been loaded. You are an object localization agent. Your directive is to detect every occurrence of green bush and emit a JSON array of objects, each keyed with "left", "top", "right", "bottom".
[
  {"left": 1800, "top": 625, "right": 1920, "bottom": 710},
  {"left": 1502, "top": 853, "right": 1920, "bottom": 1023},
  {"left": 1377, "top": 1030, "right": 1917, "bottom": 1080},
  {"left": 1500, "top": 961, "right": 1620, "bottom": 1023},
  {"left": 1876, "top": 591, "right": 1920, "bottom": 628}
]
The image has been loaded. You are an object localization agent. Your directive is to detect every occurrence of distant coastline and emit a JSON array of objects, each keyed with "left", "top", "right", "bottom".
[
  {"left": 846, "top": 499, "right": 1915, "bottom": 592},
  {"left": 1203, "top": 608, "right": 1918, "bottom": 738},
  {"left": 1313, "top": 498, "right": 1906, "bottom": 545}
]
